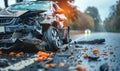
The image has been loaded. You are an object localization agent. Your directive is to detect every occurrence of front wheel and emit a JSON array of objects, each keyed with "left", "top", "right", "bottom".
[{"left": 44, "top": 26, "right": 63, "bottom": 52}]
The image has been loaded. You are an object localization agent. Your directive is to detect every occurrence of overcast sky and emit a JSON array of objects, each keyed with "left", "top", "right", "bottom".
[{"left": 74, "top": 0, "right": 118, "bottom": 21}]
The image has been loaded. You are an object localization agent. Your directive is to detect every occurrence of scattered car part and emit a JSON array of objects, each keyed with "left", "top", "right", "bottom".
[
  {"left": 100, "top": 63, "right": 109, "bottom": 71},
  {"left": 88, "top": 55, "right": 99, "bottom": 61},
  {"left": 56, "top": 54, "right": 71, "bottom": 57},
  {"left": 77, "top": 39, "right": 105, "bottom": 44}
]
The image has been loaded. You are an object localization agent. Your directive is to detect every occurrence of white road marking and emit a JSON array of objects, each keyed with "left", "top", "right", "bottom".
[
  {"left": 70, "top": 34, "right": 86, "bottom": 43},
  {"left": 3, "top": 58, "right": 37, "bottom": 71}
]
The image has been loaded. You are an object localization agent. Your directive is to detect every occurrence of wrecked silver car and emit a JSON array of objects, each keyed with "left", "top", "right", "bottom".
[{"left": 0, "top": 1, "right": 69, "bottom": 52}]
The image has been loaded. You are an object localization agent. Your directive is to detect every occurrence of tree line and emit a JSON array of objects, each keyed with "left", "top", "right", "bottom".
[{"left": 104, "top": 1, "right": 120, "bottom": 32}]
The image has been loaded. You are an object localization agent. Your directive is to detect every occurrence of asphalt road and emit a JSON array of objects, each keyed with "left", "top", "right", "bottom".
[
  {"left": 70, "top": 32, "right": 120, "bottom": 71},
  {"left": 1, "top": 32, "right": 120, "bottom": 71}
]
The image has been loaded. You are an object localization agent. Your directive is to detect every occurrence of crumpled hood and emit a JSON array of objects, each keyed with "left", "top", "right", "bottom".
[{"left": 0, "top": 9, "right": 28, "bottom": 17}]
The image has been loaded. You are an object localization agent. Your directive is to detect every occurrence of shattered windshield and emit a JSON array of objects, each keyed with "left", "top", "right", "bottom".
[{"left": 7, "top": 1, "right": 51, "bottom": 10}]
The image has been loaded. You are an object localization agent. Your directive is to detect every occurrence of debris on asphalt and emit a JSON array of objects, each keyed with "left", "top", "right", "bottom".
[
  {"left": 75, "top": 65, "right": 87, "bottom": 71},
  {"left": 93, "top": 48, "right": 100, "bottom": 55},
  {"left": 83, "top": 53, "right": 88, "bottom": 59},
  {"left": 45, "top": 63, "right": 56, "bottom": 68},
  {"left": 59, "top": 62, "right": 65, "bottom": 67},
  {"left": 9, "top": 52, "right": 16, "bottom": 56},
  {"left": 74, "top": 41, "right": 77, "bottom": 44},
  {"left": 102, "top": 52, "right": 107, "bottom": 56},
  {"left": 109, "top": 51, "right": 114, "bottom": 55},
  {"left": 16, "top": 52, "right": 24, "bottom": 57},
  {"left": 36, "top": 57, "right": 43, "bottom": 62},
  {"left": 36, "top": 51, "right": 51, "bottom": 62},
  {"left": 0, "top": 36, "right": 119, "bottom": 71},
  {"left": 100, "top": 63, "right": 109, "bottom": 71},
  {"left": 65, "top": 46, "right": 69, "bottom": 51},
  {"left": 37, "top": 51, "right": 50, "bottom": 58},
  {"left": 84, "top": 47, "right": 88, "bottom": 51},
  {"left": 69, "top": 56, "right": 75, "bottom": 59},
  {"left": 88, "top": 55, "right": 99, "bottom": 61},
  {"left": 70, "top": 50, "right": 74, "bottom": 55},
  {"left": 104, "top": 58, "right": 108, "bottom": 60},
  {"left": 77, "top": 39, "right": 105, "bottom": 44}
]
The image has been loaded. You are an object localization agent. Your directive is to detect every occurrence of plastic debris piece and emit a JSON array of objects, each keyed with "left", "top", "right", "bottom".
[
  {"left": 69, "top": 56, "right": 74, "bottom": 59},
  {"left": 83, "top": 54, "right": 88, "bottom": 59},
  {"left": 9, "top": 52, "right": 16, "bottom": 56},
  {"left": 84, "top": 47, "right": 88, "bottom": 51},
  {"left": 102, "top": 52, "right": 107, "bottom": 56},
  {"left": 75, "top": 65, "right": 87, "bottom": 71},
  {"left": 45, "top": 63, "right": 55, "bottom": 68},
  {"left": 37, "top": 51, "right": 49, "bottom": 58},
  {"left": 36, "top": 57, "right": 43, "bottom": 62},
  {"left": 100, "top": 63, "right": 109, "bottom": 71},
  {"left": 110, "top": 51, "right": 114, "bottom": 55},
  {"left": 93, "top": 48, "right": 99, "bottom": 55},
  {"left": 59, "top": 62, "right": 65, "bottom": 67}
]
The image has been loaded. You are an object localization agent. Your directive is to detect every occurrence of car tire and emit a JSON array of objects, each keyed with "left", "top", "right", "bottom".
[{"left": 44, "top": 26, "right": 63, "bottom": 52}]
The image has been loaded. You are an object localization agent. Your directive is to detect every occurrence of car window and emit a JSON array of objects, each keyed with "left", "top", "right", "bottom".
[{"left": 7, "top": 1, "right": 51, "bottom": 10}]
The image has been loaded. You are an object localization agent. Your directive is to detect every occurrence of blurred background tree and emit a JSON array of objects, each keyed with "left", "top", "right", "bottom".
[
  {"left": 115, "top": 0, "right": 120, "bottom": 32},
  {"left": 69, "top": 11, "right": 94, "bottom": 30},
  {"left": 52, "top": 0, "right": 96, "bottom": 31},
  {"left": 104, "top": 0, "right": 120, "bottom": 32},
  {"left": 85, "top": 6, "right": 102, "bottom": 31}
]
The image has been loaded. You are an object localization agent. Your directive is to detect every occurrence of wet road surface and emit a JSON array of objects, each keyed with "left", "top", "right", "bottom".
[
  {"left": 70, "top": 32, "right": 120, "bottom": 71},
  {"left": 0, "top": 32, "right": 120, "bottom": 71}
]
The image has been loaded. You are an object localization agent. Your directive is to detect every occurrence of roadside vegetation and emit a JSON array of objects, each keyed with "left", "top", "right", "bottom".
[{"left": 104, "top": 0, "right": 120, "bottom": 32}]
